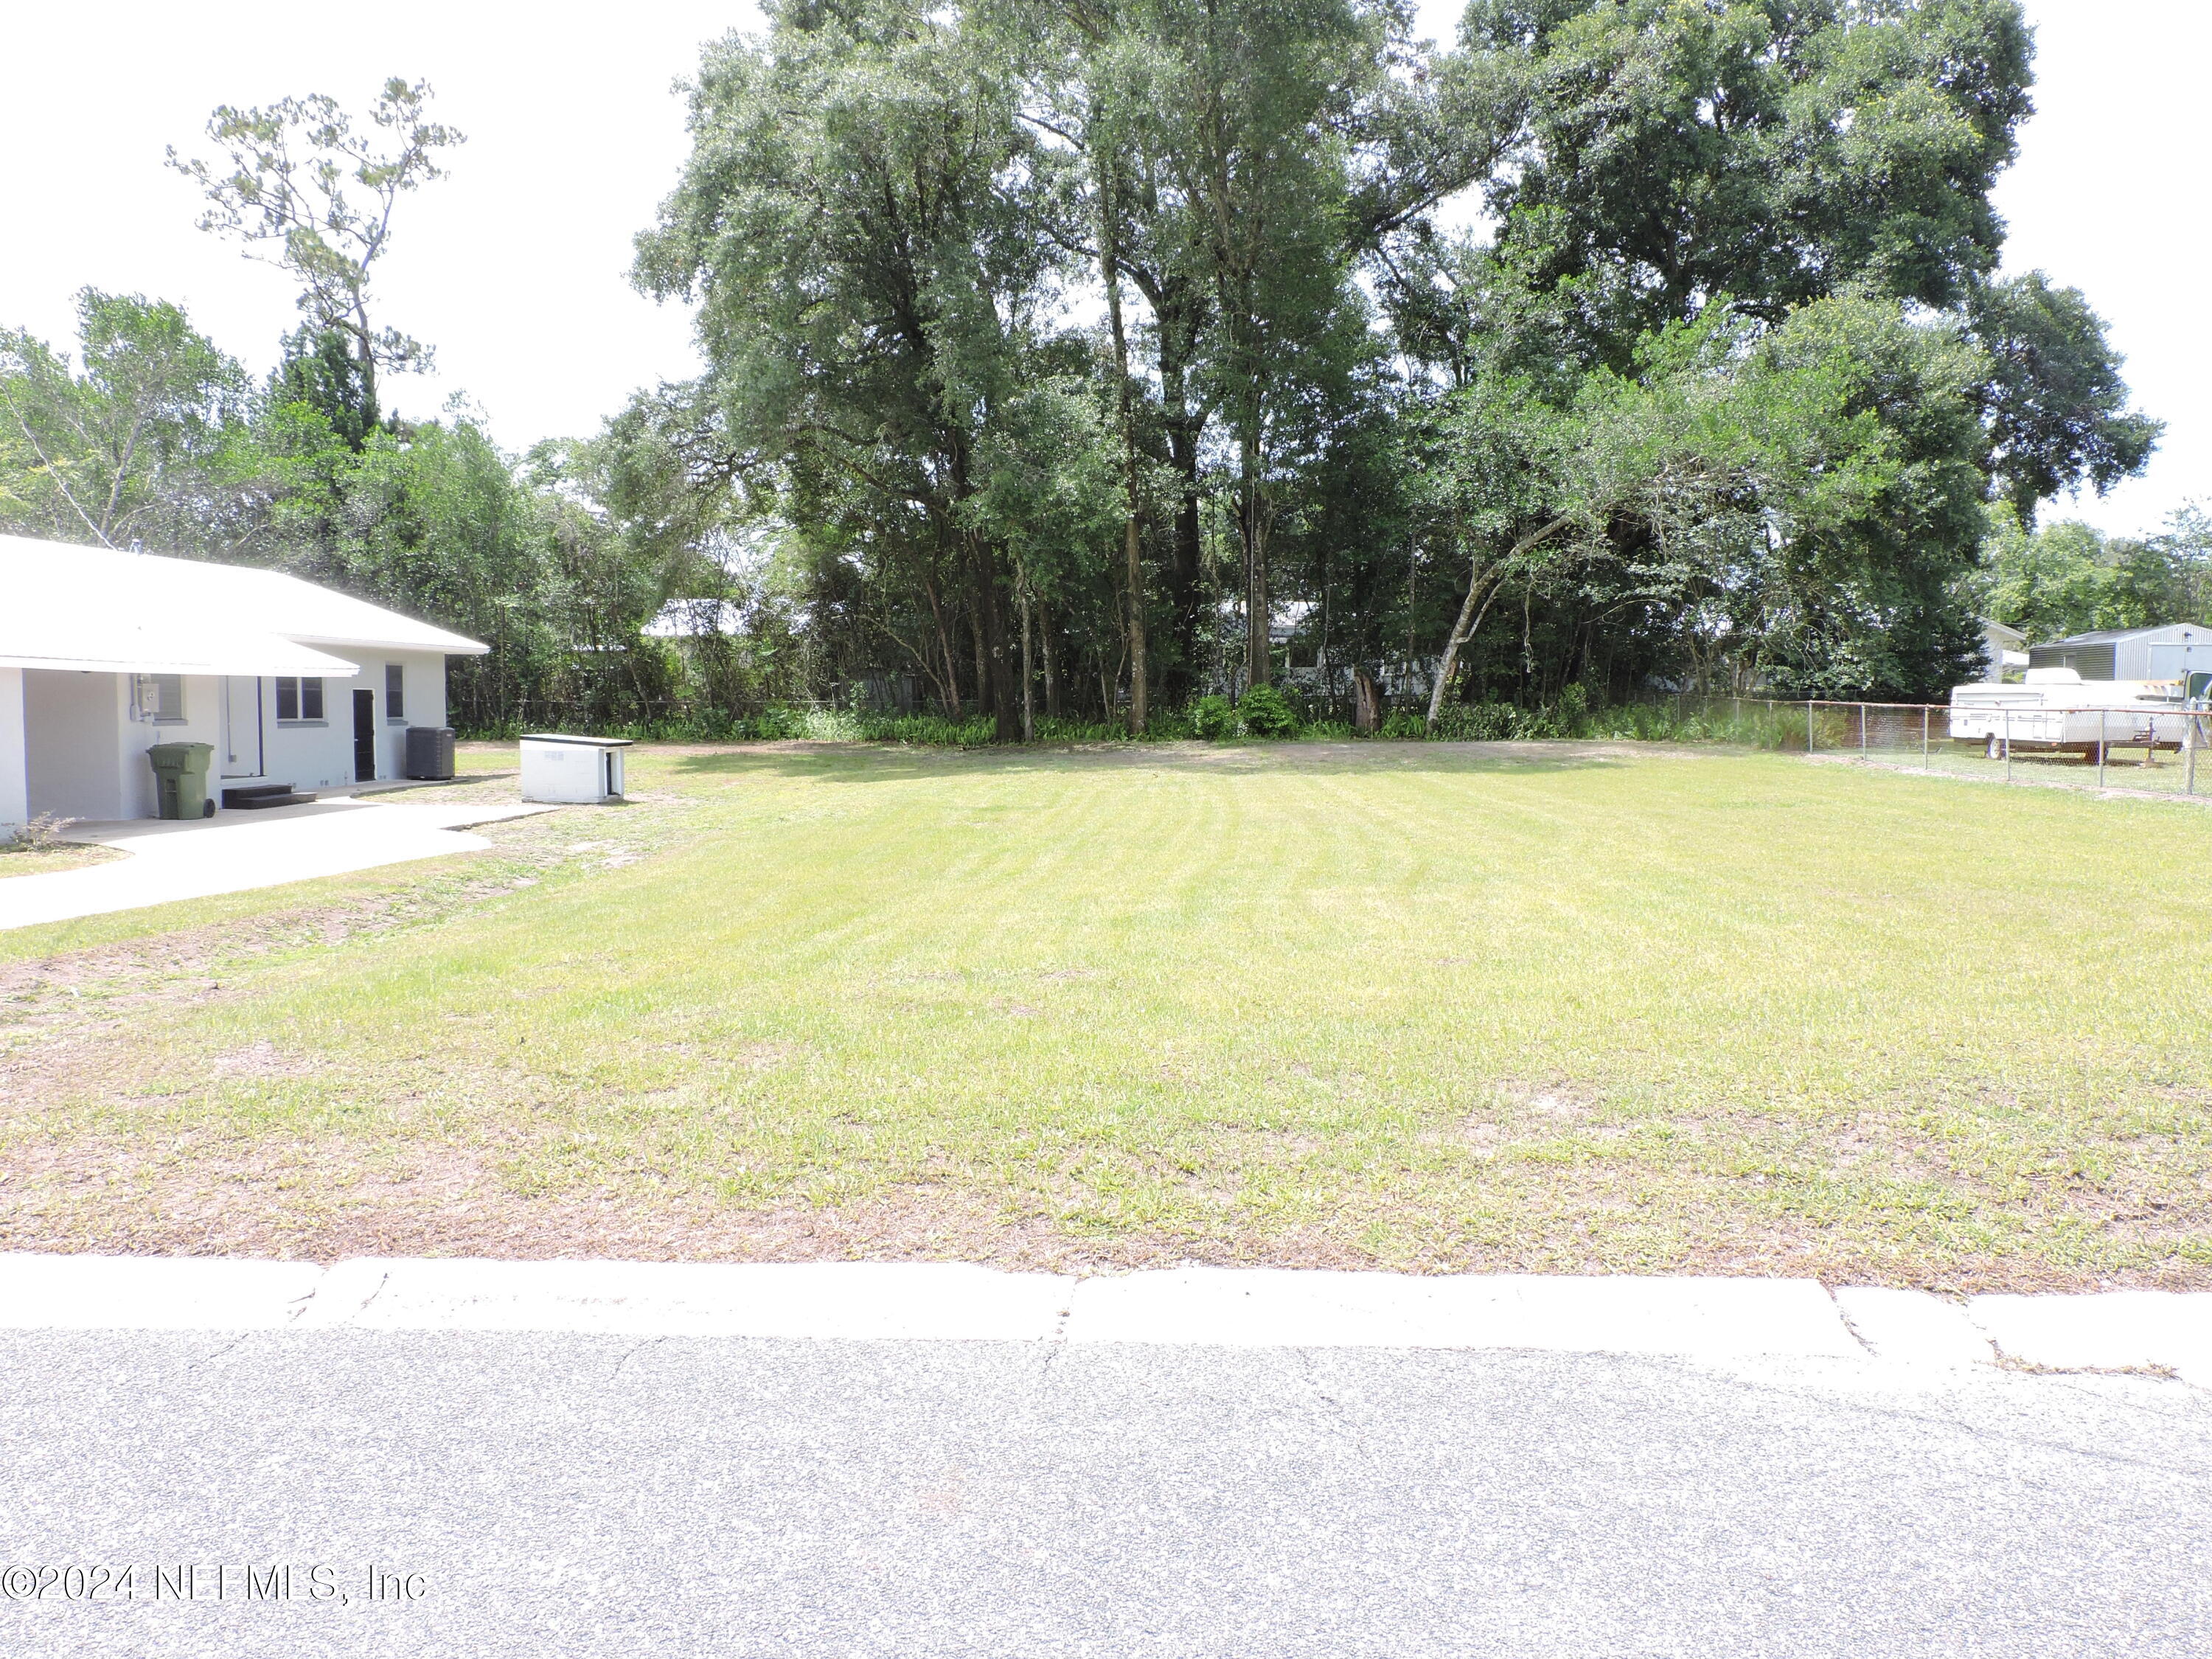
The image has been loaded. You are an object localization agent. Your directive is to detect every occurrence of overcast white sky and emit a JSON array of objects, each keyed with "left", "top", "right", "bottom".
[{"left": 3, "top": 1, "right": 2202, "bottom": 538}]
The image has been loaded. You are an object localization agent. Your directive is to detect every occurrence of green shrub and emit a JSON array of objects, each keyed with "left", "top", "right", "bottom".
[
  {"left": 860, "top": 712, "right": 995, "bottom": 745},
  {"left": 1191, "top": 695, "right": 1240, "bottom": 741},
  {"left": 1237, "top": 684, "right": 1299, "bottom": 738},
  {"left": 1431, "top": 703, "right": 1517, "bottom": 741},
  {"left": 1, "top": 813, "right": 78, "bottom": 854},
  {"left": 469, "top": 692, "right": 1815, "bottom": 753},
  {"left": 1514, "top": 704, "right": 1565, "bottom": 740}
]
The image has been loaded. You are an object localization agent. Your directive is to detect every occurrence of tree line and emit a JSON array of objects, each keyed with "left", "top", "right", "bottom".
[{"left": 1, "top": 5, "right": 2187, "bottom": 738}]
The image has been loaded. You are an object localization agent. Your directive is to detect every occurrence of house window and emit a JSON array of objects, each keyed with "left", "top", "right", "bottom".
[
  {"left": 386, "top": 663, "right": 405, "bottom": 720},
  {"left": 132, "top": 673, "right": 185, "bottom": 723},
  {"left": 275, "top": 676, "right": 326, "bottom": 722}
]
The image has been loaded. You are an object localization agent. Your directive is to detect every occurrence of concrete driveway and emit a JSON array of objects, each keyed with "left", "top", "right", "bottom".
[{"left": 0, "top": 799, "right": 552, "bottom": 931}]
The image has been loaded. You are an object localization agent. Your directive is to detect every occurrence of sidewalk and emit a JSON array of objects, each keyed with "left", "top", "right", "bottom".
[{"left": 0, "top": 799, "right": 554, "bottom": 931}]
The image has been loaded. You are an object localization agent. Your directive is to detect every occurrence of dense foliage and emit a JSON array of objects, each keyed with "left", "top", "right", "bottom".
[
  {"left": 0, "top": 1, "right": 2174, "bottom": 735},
  {"left": 1980, "top": 506, "right": 2212, "bottom": 642},
  {"left": 627, "top": 0, "right": 2162, "bottom": 719}
]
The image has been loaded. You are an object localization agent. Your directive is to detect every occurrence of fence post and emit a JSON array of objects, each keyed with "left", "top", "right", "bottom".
[
  {"left": 1806, "top": 700, "right": 1815, "bottom": 754},
  {"left": 2098, "top": 709, "right": 2106, "bottom": 790},
  {"left": 2004, "top": 709, "right": 2012, "bottom": 783},
  {"left": 1921, "top": 705, "right": 1930, "bottom": 765},
  {"left": 1859, "top": 702, "right": 1868, "bottom": 758},
  {"left": 2189, "top": 715, "right": 2199, "bottom": 796}
]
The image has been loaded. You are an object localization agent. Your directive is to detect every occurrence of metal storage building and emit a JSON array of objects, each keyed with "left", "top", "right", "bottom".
[{"left": 2025, "top": 624, "right": 2212, "bottom": 686}]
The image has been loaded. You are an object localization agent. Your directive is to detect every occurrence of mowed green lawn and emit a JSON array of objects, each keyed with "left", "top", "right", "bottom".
[{"left": 4, "top": 740, "right": 2208, "bottom": 1287}]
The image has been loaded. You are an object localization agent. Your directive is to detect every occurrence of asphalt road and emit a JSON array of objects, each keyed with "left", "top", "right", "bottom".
[{"left": 1, "top": 1331, "right": 2207, "bottom": 1658}]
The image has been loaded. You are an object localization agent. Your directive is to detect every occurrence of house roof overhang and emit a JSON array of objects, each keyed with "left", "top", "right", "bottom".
[
  {"left": 0, "top": 622, "right": 361, "bottom": 678},
  {"left": 0, "top": 535, "right": 488, "bottom": 664}
]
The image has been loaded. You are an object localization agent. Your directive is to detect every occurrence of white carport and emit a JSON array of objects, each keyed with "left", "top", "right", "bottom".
[{"left": 0, "top": 627, "right": 357, "bottom": 831}]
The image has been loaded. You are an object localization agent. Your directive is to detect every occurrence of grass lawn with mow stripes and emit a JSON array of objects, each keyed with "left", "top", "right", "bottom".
[{"left": 2, "top": 738, "right": 2208, "bottom": 1290}]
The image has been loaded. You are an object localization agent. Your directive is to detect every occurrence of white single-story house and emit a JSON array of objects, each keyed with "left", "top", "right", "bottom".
[
  {"left": 0, "top": 535, "right": 487, "bottom": 834},
  {"left": 1978, "top": 618, "right": 2028, "bottom": 684}
]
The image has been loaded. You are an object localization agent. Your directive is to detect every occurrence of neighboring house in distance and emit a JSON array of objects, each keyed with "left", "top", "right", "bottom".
[
  {"left": 642, "top": 598, "right": 745, "bottom": 640},
  {"left": 2025, "top": 624, "right": 2212, "bottom": 685},
  {"left": 1978, "top": 619, "right": 2028, "bottom": 684},
  {"left": 0, "top": 535, "right": 487, "bottom": 834}
]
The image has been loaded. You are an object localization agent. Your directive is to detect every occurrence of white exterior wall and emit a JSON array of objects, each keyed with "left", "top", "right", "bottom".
[
  {"left": 257, "top": 671, "right": 355, "bottom": 793},
  {"left": 0, "top": 667, "right": 27, "bottom": 836},
  {"left": 24, "top": 670, "right": 129, "bottom": 821},
  {"left": 241, "top": 648, "right": 448, "bottom": 792},
  {"left": 11, "top": 654, "right": 458, "bottom": 820},
  {"left": 21, "top": 669, "right": 228, "bottom": 821},
  {"left": 377, "top": 649, "right": 450, "bottom": 779}
]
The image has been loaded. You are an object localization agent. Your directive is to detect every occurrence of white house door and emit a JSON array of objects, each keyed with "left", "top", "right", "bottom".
[{"left": 220, "top": 676, "right": 264, "bottom": 777}]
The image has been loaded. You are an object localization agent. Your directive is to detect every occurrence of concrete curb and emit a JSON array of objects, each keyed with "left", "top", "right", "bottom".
[
  {"left": 293, "top": 1257, "right": 1074, "bottom": 1340},
  {"left": 0, "top": 1254, "right": 2205, "bottom": 1380},
  {"left": 1062, "top": 1267, "right": 1864, "bottom": 1357},
  {"left": 0, "top": 1253, "right": 322, "bottom": 1330},
  {"left": 1969, "top": 1290, "right": 2212, "bottom": 1380},
  {"left": 1834, "top": 1286, "right": 1998, "bottom": 1368}
]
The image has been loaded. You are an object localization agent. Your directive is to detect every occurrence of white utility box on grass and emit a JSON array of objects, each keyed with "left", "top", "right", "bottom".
[{"left": 520, "top": 734, "right": 633, "bottom": 804}]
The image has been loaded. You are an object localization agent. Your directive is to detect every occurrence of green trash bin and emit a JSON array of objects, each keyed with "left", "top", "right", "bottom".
[{"left": 146, "top": 742, "right": 215, "bottom": 820}]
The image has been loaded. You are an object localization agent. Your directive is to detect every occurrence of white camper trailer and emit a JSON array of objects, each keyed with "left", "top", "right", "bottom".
[{"left": 1948, "top": 668, "right": 2194, "bottom": 759}]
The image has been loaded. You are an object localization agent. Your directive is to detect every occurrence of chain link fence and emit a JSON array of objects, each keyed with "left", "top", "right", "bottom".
[{"left": 1668, "top": 695, "right": 2212, "bottom": 799}]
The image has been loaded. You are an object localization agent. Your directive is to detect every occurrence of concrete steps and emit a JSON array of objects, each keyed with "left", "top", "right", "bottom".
[{"left": 220, "top": 783, "right": 318, "bottom": 810}]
